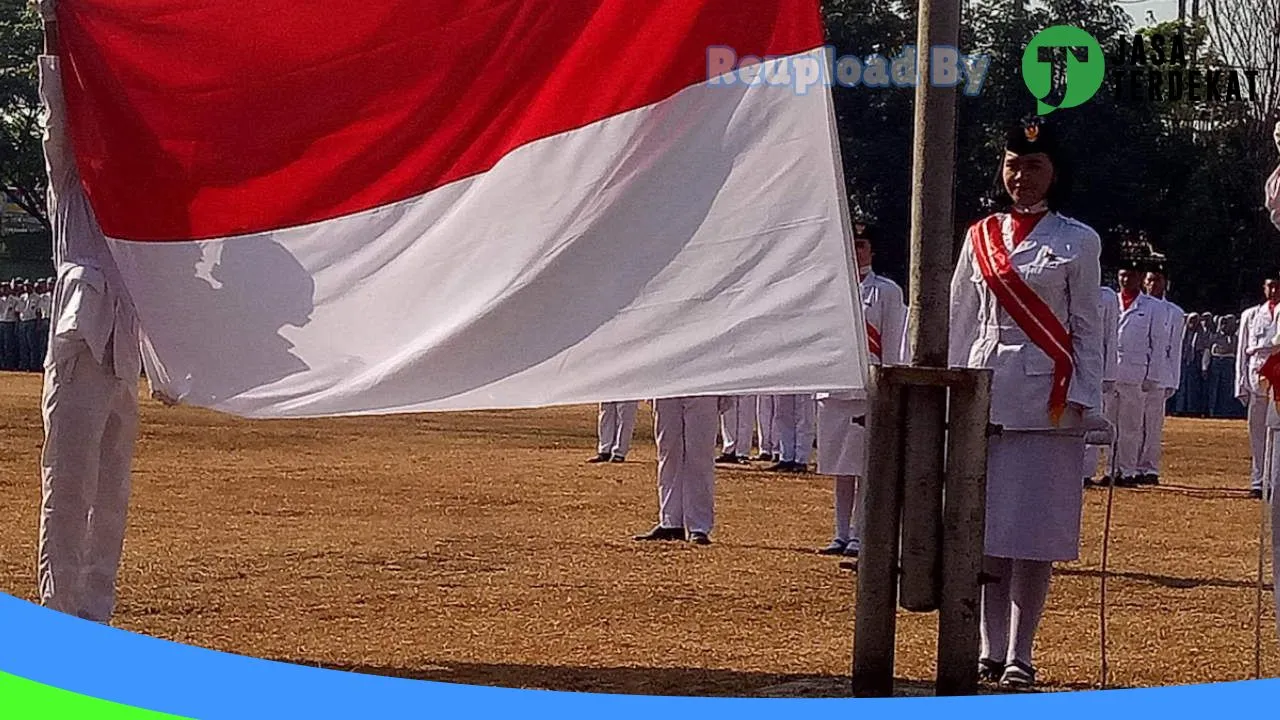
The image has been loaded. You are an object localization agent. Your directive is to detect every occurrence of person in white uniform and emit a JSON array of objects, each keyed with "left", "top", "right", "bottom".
[
  {"left": 755, "top": 395, "right": 778, "bottom": 462},
  {"left": 716, "top": 395, "right": 756, "bottom": 465},
  {"left": 1263, "top": 120, "right": 1280, "bottom": 639},
  {"left": 1235, "top": 273, "right": 1280, "bottom": 499},
  {"left": 36, "top": 6, "right": 167, "bottom": 624},
  {"left": 0, "top": 283, "right": 16, "bottom": 371},
  {"left": 816, "top": 227, "right": 905, "bottom": 556},
  {"left": 949, "top": 118, "right": 1103, "bottom": 689},
  {"left": 1083, "top": 284, "right": 1119, "bottom": 486},
  {"left": 1111, "top": 261, "right": 1162, "bottom": 488},
  {"left": 589, "top": 401, "right": 639, "bottom": 463},
  {"left": 1135, "top": 267, "right": 1184, "bottom": 485},
  {"left": 634, "top": 396, "right": 718, "bottom": 545},
  {"left": 768, "top": 394, "right": 815, "bottom": 473}
]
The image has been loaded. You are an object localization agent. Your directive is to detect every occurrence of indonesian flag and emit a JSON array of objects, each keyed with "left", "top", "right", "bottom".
[{"left": 55, "top": 1, "right": 867, "bottom": 418}]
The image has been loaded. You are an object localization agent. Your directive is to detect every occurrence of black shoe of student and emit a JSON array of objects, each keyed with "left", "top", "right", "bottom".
[
  {"left": 818, "top": 539, "right": 848, "bottom": 556},
  {"left": 1138, "top": 473, "right": 1159, "bottom": 486},
  {"left": 766, "top": 461, "right": 794, "bottom": 473},
  {"left": 1113, "top": 475, "right": 1139, "bottom": 488},
  {"left": 756, "top": 452, "right": 774, "bottom": 462},
  {"left": 587, "top": 453, "right": 612, "bottom": 464},
  {"left": 634, "top": 526, "right": 686, "bottom": 542},
  {"left": 689, "top": 532, "right": 711, "bottom": 546},
  {"left": 978, "top": 658, "right": 1004, "bottom": 683},
  {"left": 1000, "top": 660, "right": 1036, "bottom": 689},
  {"left": 610, "top": 455, "right": 626, "bottom": 463},
  {"left": 1250, "top": 488, "right": 1264, "bottom": 500}
]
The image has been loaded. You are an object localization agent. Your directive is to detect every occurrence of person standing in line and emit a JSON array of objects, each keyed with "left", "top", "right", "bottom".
[
  {"left": 1084, "top": 283, "right": 1119, "bottom": 486},
  {"left": 1136, "top": 266, "right": 1183, "bottom": 486},
  {"left": 1235, "top": 274, "right": 1280, "bottom": 499},
  {"left": 0, "top": 283, "right": 16, "bottom": 371},
  {"left": 755, "top": 395, "right": 778, "bottom": 462},
  {"left": 768, "top": 393, "right": 815, "bottom": 473},
  {"left": 949, "top": 118, "right": 1103, "bottom": 688},
  {"left": 36, "top": 278, "right": 53, "bottom": 368},
  {"left": 634, "top": 396, "right": 718, "bottom": 545},
  {"left": 816, "top": 227, "right": 905, "bottom": 556},
  {"left": 716, "top": 395, "right": 756, "bottom": 465},
  {"left": 588, "top": 401, "right": 639, "bottom": 463},
  {"left": 1111, "top": 261, "right": 1161, "bottom": 488},
  {"left": 16, "top": 280, "right": 39, "bottom": 371}
]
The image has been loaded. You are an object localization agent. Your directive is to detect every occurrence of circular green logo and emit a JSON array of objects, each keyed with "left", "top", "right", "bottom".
[{"left": 1022, "top": 25, "right": 1106, "bottom": 115}]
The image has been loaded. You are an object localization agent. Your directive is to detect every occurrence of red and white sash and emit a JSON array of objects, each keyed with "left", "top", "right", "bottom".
[
  {"left": 970, "top": 215, "right": 1074, "bottom": 426},
  {"left": 866, "top": 322, "right": 883, "bottom": 361}
]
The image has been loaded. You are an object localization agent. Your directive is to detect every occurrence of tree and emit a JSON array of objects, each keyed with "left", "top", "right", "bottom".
[{"left": 0, "top": 0, "right": 47, "bottom": 229}]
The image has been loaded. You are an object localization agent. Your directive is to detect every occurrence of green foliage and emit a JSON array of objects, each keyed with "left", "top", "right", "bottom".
[{"left": 0, "top": 0, "right": 46, "bottom": 230}]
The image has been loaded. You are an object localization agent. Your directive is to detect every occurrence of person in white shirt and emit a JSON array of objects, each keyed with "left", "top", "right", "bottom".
[
  {"left": 1083, "top": 284, "right": 1120, "bottom": 486},
  {"left": 768, "top": 393, "right": 815, "bottom": 473},
  {"left": 949, "top": 118, "right": 1103, "bottom": 689},
  {"left": 634, "top": 396, "right": 718, "bottom": 545},
  {"left": 36, "top": 5, "right": 169, "bottom": 624},
  {"left": 1235, "top": 273, "right": 1280, "bottom": 498},
  {"left": 1135, "top": 267, "right": 1184, "bottom": 485},
  {"left": 589, "top": 401, "right": 638, "bottom": 464},
  {"left": 816, "top": 228, "right": 905, "bottom": 557},
  {"left": 1111, "top": 261, "right": 1162, "bottom": 487}
]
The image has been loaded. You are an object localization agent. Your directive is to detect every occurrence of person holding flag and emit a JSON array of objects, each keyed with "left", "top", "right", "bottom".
[
  {"left": 815, "top": 225, "right": 905, "bottom": 557},
  {"left": 949, "top": 117, "right": 1104, "bottom": 689}
]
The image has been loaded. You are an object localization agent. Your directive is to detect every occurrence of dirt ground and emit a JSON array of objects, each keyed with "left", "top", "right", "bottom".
[{"left": 0, "top": 371, "right": 1274, "bottom": 696}]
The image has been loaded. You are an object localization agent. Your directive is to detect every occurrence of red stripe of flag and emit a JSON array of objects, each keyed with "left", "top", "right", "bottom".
[
  {"left": 971, "top": 216, "right": 1075, "bottom": 425},
  {"left": 58, "top": 0, "right": 824, "bottom": 242}
]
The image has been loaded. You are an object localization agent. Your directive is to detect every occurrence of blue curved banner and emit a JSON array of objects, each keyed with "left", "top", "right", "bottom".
[{"left": 0, "top": 592, "right": 1275, "bottom": 718}]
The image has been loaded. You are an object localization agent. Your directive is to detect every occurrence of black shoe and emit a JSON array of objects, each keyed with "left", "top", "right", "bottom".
[
  {"left": 756, "top": 452, "right": 774, "bottom": 462},
  {"left": 689, "top": 531, "right": 711, "bottom": 545},
  {"left": 818, "top": 539, "right": 848, "bottom": 556},
  {"left": 1250, "top": 488, "right": 1264, "bottom": 499},
  {"left": 1083, "top": 477, "right": 1094, "bottom": 488},
  {"left": 587, "top": 453, "right": 611, "bottom": 464},
  {"left": 610, "top": 455, "right": 626, "bottom": 463},
  {"left": 634, "top": 526, "right": 686, "bottom": 542},
  {"left": 715, "top": 453, "right": 738, "bottom": 464},
  {"left": 766, "top": 461, "right": 794, "bottom": 473},
  {"left": 1113, "top": 475, "right": 1139, "bottom": 488},
  {"left": 1134, "top": 473, "right": 1158, "bottom": 486},
  {"left": 791, "top": 463, "right": 810, "bottom": 475},
  {"left": 999, "top": 660, "right": 1036, "bottom": 689},
  {"left": 978, "top": 658, "right": 1003, "bottom": 683}
]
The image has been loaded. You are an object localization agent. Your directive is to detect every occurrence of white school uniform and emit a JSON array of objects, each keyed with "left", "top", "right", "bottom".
[
  {"left": 1138, "top": 297, "right": 1184, "bottom": 476},
  {"left": 949, "top": 211, "right": 1103, "bottom": 562},
  {"left": 653, "top": 396, "right": 718, "bottom": 534},
  {"left": 1113, "top": 292, "right": 1162, "bottom": 479},
  {"left": 1236, "top": 302, "right": 1280, "bottom": 492}
]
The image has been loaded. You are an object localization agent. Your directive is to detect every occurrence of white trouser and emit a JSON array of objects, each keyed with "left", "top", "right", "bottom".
[
  {"left": 1137, "top": 387, "right": 1170, "bottom": 475},
  {"left": 654, "top": 397, "right": 718, "bottom": 534},
  {"left": 833, "top": 476, "right": 863, "bottom": 545},
  {"left": 756, "top": 395, "right": 777, "bottom": 455},
  {"left": 1113, "top": 382, "right": 1146, "bottom": 479},
  {"left": 719, "top": 395, "right": 756, "bottom": 457},
  {"left": 597, "top": 401, "right": 638, "bottom": 457},
  {"left": 1082, "top": 387, "right": 1117, "bottom": 478},
  {"left": 773, "top": 394, "right": 815, "bottom": 464},
  {"left": 38, "top": 339, "right": 140, "bottom": 623},
  {"left": 1250, "top": 393, "right": 1271, "bottom": 491}
]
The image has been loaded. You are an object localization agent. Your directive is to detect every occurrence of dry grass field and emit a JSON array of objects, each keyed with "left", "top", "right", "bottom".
[{"left": 0, "top": 371, "right": 1274, "bottom": 696}]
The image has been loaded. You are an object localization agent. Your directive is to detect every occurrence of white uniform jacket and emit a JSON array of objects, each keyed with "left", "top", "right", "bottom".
[
  {"left": 1237, "top": 303, "right": 1280, "bottom": 398},
  {"left": 1115, "top": 293, "right": 1162, "bottom": 386},
  {"left": 948, "top": 212, "right": 1104, "bottom": 431},
  {"left": 820, "top": 271, "right": 906, "bottom": 401},
  {"left": 1154, "top": 299, "right": 1185, "bottom": 391},
  {"left": 41, "top": 56, "right": 145, "bottom": 381}
]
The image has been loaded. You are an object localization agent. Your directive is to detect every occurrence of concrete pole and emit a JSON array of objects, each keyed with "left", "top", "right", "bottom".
[{"left": 908, "top": 0, "right": 960, "bottom": 369}]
